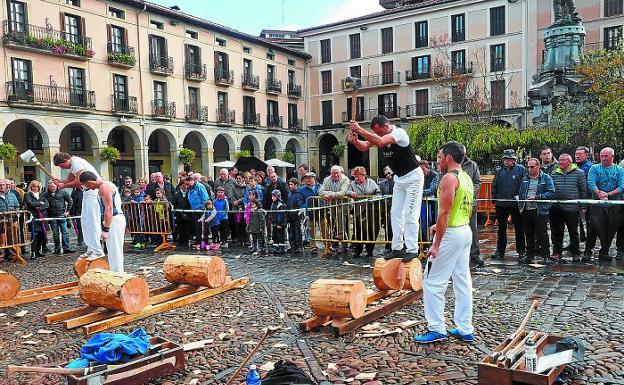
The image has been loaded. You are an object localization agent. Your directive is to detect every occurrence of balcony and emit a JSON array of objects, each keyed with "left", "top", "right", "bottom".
[
  {"left": 217, "top": 108, "right": 235, "bottom": 125},
  {"left": 111, "top": 95, "right": 138, "bottom": 115},
  {"left": 432, "top": 63, "right": 474, "bottom": 78},
  {"left": 288, "top": 118, "right": 303, "bottom": 133},
  {"left": 241, "top": 73, "right": 259, "bottom": 90},
  {"left": 287, "top": 83, "right": 302, "bottom": 99},
  {"left": 6, "top": 81, "right": 95, "bottom": 110},
  {"left": 341, "top": 109, "right": 365, "bottom": 122},
  {"left": 341, "top": 71, "right": 400, "bottom": 91},
  {"left": 2, "top": 21, "right": 93, "bottom": 60},
  {"left": 451, "top": 30, "right": 465, "bottom": 43},
  {"left": 427, "top": 100, "right": 467, "bottom": 115},
  {"left": 243, "top": 112, "right": 260, "bottom": 127},
  {"left": 151, "top": 100, "right": 176, "bottom": 119},
  {"left": 341, "top": 108, "right": 402, "bottom": 123},
  {"left": 405, "top": 103, "right": 430, "bottom": 117},
  {"left": 185, "top": 62, "right": 206, "bottom": 81},
  {"left": 185, "top": 104, "right": 208, "bottom": 123},
  {"left": 267, "top": 115, "right": 283, "bottom": 129},
  {"left": 405, "top": 69, "right": 431, "bottom": 82},
  {"left": 107, "top": 43, "right": 136, "bottom": 68},
  {"left": 266, "top": 79, "right": 282, "bottom": 95},
  {"left": 214, "top": 68, "right": 234, "bottom": 86},
  {"left": 149, "top": 56, "right": 173, "bottom": 75}
]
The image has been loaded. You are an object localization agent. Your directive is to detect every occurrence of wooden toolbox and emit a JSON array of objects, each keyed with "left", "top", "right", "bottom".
[
  {"left": 479, "top": 334, "right": 566, "bottom": 385},
  {"left": 66, "top": 337, "right": 185, "bottom": 385}
]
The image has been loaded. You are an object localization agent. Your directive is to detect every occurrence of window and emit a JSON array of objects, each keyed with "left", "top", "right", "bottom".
[
  {"left": 452, "top": 84, "right": 466, "bottom": 112},
  {"left": 381, "top": 27, "right": 393, "bottom": 54},
  {"left": 288, "top": 58, "right": 295, "bottom": 66},
  {"left": 64, "top": 14, "right": 81, "bottom": 44},
  {"left": 150, "top": 20, "right": 164, "bottom": 30},
  {"left": 381, "top": 61, "right": 394, "bottom": 84},
  {"left": 288, "top": 70, "right": 295, "bottom": 85},
  {"left": 410, "top": 55, "right": 430, "bottom": 79},
  {"left": 321, "top": 70, "right": 332, "bottom": 93},
  {"left": 267, "top": 100, "right": 279, "bottom": 119},
  {"left": 149, "top": 35, "right": 167, "bottom": 60},
  {"left": 186, "top": 44, "right": 201, "bottom": 66},
  {"left": 451, "top": 14, "right": 465, "bottom": 42},
  {"left": 243, "top": 46, "right": 252, "bottom": 54},
  {"left": 110, "top": 129, "right": 125, "bottom": 153},
  {"left": 25, "top": 123, "right": 42, "bottom": 150},
  {"left": 415, "top": 21, "right": 428, "bottom": 48},
  {"left": 451, "top": 49, "right": 466, "bottom": 73},
  {"left": 267, "top": 51, "right": 275, "bottom": 60},
  {"left": 186, "top": 29, "right": 198, "bottom": 39},
  {"left": 288, "top": 103, "right": 298, "bottom": 126},
  {"left": 68, "top": 67, "right": 85, "bottom": 105},
  {"left": 113, "top": 74, "right": 127, "bottom": 105},
  {"left": 243, "top": 96, "right": 256, "bottom": 125},
  {"left": 108, "top": 7, "right": 125, "bottom": 19},
  {"left": 346, "top": 96, "right": 363, "bottom": 121},
  {"left": 605, "top": 0, "right": 624, "bottom": 17},
  {"left": 153, "top": 81, "right": 166, "bottom": 105},
  {"left": 65, "top": 0, "right": 79, "bottom": 6},
  {"left": 188, "top": 87, "right": 199, "bottom": 109},
  {"left": 11, "top": 58, "right": 32, "bottom": 99},
  {"left": 243, "top": 59, "right": 252, "bottom": 76},
  {"left": 320, "top": 39, "right": 331, "bottom": 63},
  {"left": 414, "top": 89, "right": 429, "bottom": 116},
  {"left": 216, "top": 37, "right": 226, "bottom": 47},
  {"left": 604, "top": 26, "right": 623, "bottom": 50},
  {"left": 8, "top": 0, "right": 27, "bottom": 33},
  {"left": 378, "top": 93, "right": 397, "bottom": 118},
  {"left": 217, "top": 91, "right": 228, "bottom": 110},
  {"left": 321, "top": 100, "right": 333, "bottom": 126},
  {"left": 70, "top": 125, "right": 85, "bottom": 152},
  {"left": 490, "top": 6, "right": 505, "bottom": 36},
  {"left": 349, "top": 33, "right": 361, "bottom": 59},
  {"left": 109, "top": 25, "right": 124, "bottom": 53},
  {"left": 490, "top": 44, "right": 505, "bottom": 72},
  {"left": 491, "top": 80, "right": 505, "bottom": 110},
  {"left": 350, "top": 66, "right": 361, "bottom": 79},
  {"left": 267, "top": 64, "right": 276, "bottom": 81}
]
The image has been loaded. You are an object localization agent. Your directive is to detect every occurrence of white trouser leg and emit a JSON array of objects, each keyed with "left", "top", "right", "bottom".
[
  {"left": 423, "top": 225, "right": 473, "bottom": 335},
  {"left": 106, "top": 215, "right": 126, "bottom": 273},
  {"left": 390, "top": 183, "right": 406, "bottom": 251},
  {"left": 402, "top": 169, "right": 424, "bottom": 253},
  {"left": 82, "top": 189, "right": 103, "bottom": 254}
]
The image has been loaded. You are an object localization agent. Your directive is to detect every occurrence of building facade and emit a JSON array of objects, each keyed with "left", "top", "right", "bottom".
[{"left": 0, "top": 0, "right": 309, "bottom": 182}]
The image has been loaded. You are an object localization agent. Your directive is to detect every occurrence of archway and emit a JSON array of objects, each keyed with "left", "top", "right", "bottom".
[
  {"left": 264, "top": 137, "right": 280, "bottom": 160},
  {"left": 240, "top": 136, "right": 258, "bottom": 156},
  {"left": 2, "top": 119, "right": 48, "bottom": 181},
  {"left": 147, "top": 128, "right": 176, "bottom": 179},
  {"left": 318, "top": 134, "right": 339, "bottom": 179},
  {"left": 214, "top": 134, "right": 233, "bottom": 162},
  {"left": 108, "top": 126, "right": 139, "bottom": 182},
  {"left": 182, "top": 131, "right": 205, "bottom": 173},
  {"left": 60, "top": 123, "right": 97, "bottom": 167},
  {"left": 285, "top": 138, "right": 302, "bottom": 179},
  {"left": 348, "top": 142, "right": 369, "bottom": 175}
]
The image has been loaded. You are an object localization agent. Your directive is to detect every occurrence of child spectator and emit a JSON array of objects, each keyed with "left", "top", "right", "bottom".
[
  {"left": 121, "top": 188, "right": 133, "bottom": 203},
  {"left": 270, "top": 190, "right": 287, "bottom": 254},
  {"left": 212, "top": 187, "right": 230, "bottom": 247},
  {"left": 198, "top": 200, "right": 217, "bottom": 248},
  {"left": 286, "top": 178, "right": 305, "bottom": 253},
  {"left": 247, "top": 199, "right": 266, "bottom": 254}
]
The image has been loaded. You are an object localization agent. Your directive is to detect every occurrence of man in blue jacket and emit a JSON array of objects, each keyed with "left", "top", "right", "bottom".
[
  {"left": 186, "top": 176, "right": 209, "bottom": 246},
  {"left": 299, "top": 172, "right": 321, "bottom": 252},
  {"left": 492, "top": 149, "right": 526, "bottom": 260},
  {"left": 518, "top": 158, "right": 555, "bottom": 264}
]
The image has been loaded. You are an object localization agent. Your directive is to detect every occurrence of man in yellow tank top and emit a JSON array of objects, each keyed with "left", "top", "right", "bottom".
[{"left": 414, "top": 141, "right": 475, "bottom": 344}]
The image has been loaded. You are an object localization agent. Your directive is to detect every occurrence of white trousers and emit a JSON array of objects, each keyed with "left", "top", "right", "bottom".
[
  {"left": 423, "top": 225, "right": 474, "bottom": 335},
  {"left": 82, "top": 189, "right": 103, "bottom": 254},
  {"left": 107, "top": 214, "right": 126, "bottom": 273},
  {"left": 390, "top": 168, "right": 424, "bottom": 253}
]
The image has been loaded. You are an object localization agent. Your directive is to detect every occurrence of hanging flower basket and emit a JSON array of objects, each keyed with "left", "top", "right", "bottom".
[
  {"left": 100, "top": 146, "right": 121, "bottom": 162},
  {"left": 179, "top": 148, "right": 196, "bottom": 165},
  {"left": 0, "top": 143, "right": 17, "bottom": 161}
]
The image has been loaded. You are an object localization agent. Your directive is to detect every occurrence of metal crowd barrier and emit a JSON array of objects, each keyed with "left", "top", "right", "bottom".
[
  {"left": 122, "top": 202, "right": 176, "bottom": 252},
  {"left": 0, "top": 211, "right": 32, "bottom": 264},
  {"left": 477, "top": 175, "right": 495, "bottom": 226}
]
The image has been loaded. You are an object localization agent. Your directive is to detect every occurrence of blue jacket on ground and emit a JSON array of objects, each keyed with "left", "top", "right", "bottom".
[
  {"left": 492, "top": 164, "right": 526, "bottom": 207},
  {"left": 518, "top": 171, "right": 555, "bottom": 215},
  {"left": 188, "top": 182, "right": 209, "bottom": 210},
  {"left": 213, "top": 197, "right": 229, "bottom": 224},
  {"left": 66, "top": 328, "right": 150, "bottom": 367},
  {"left": 587, "top": 163, "right": 624, "bottom": 199}
]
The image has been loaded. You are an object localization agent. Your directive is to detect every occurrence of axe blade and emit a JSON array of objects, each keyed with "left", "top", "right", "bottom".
[{"left": 19, "top": 149, "right": 36, "bottom": 163}]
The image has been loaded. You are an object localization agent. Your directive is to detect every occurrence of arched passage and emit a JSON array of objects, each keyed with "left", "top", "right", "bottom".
[
  {"left": 183, "top": 131, "right": 205, "bottom": 173},
  {"left": 318, "top": 134, "right": 339, "bottom": 179},
  {"left": 264, "top": 137, "right": 281, "bottom": 160},
  {"left": 2, "top": 119, "right": 49, "bottom": 181},
  {"left": 214, "top": 134, "right": 233, "bottom": 162},
  {"left": 147, "top": 128, "right": 176, "bottom": 178},
  {"left": 108, "top": 126, "right": 140, "bottom": 181},
  {"left": 59, "top": 122, "right": 98, "bottom": 166},
  {"left": 240, "top": 135, "right": 258, "bottom": 156},
  {"left": 348, "top": 141, "right": 369, "bottom": 174}
]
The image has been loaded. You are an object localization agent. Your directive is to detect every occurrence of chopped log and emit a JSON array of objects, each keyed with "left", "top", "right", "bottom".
[
  {"left": 309, "top": 279, "right": 367, "bottom": 319},
  {"left": 74, "top": 257, "right": 110, "bottom": 277},
  {"left": 79, "top": 269, "right": 149, "bottom": 314},
  {"left": 373, "top": 258, "right": 406, "bottom": 290},
  {"left": 0, "top": 270, "right": 20, "bottom": 301},
  {"left": 163, "top": 255, "right": 226, "bottom": 288},
  {"left": 403, "top": 259, "right": 423, "bottom": 292}
]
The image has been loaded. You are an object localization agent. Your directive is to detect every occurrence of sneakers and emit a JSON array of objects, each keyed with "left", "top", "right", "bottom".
[
  {"left": 470, "top": 255, "right": 485, "bottom": 267},
  {"left": 86, "top": 252, "right": 106, "bottom": 261},
  {"left": 413, "top": 330, "right": 448, "bottom": 344},
  {"left": 449, "top": 328, "right": 475, "bottom": 343},
  {"left": 385, "top": 249, "right": 405, "bottom": 260},
  {"left": 63, "top": 248, "right": 76, "bottom": 254},
  {"left": 401, "top": 252, "right": 419, "bottom": 263},
  {"left": 220, "top": 242, "right": 229, "bottom": 249}
]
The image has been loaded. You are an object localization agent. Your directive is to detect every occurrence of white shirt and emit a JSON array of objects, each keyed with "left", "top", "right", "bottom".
[
  {"left": 70, "top": 156, "right": 100, "bottom": 178},
  {"left": 389, "top": 126, "right": 410, "bottom": 147}
]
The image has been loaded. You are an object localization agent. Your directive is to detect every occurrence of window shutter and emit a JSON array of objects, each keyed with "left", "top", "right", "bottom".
[
  {"left": 197, "top": 46, "right": 201, "bottom": 65},
  {"left": 106, "top": 24, "right": 112, "bottom": 44},
  {"left": 148, "top": 35, "right": 154, "bottom": 58},
  {"left": 80, "top": 16, "right": 86, "bottom": 37},
  {"left": 60, "top": 12, "right": 66, "bottom": 31},
  {"left": 123, "top": 27, "right": 128, "bottom": 47},
  {"left": 223, "top": 52, "right": 229, "bottom": 72},
  {"left": 184, "top": 44, "right": 190, "bottom": 63},
  {"left": 163, "top": 37, "right": 168, "bottom": 57}
]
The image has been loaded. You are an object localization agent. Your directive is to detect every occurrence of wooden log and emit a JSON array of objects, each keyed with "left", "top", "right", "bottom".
[
  {"left": 309, "top": 279, "right": 367, "bottom": 319},
  {"left": 74, "top": 257, "right": 110, "bottom": 277},
  {"left": 79, "top": 269, "right": 149, "bottom": 314},
  {"left": 373, "top": 258, "right": 406, "bottom": 290},
  {"left": 403, "top": 259, "right": 423, "bottom": 292},
  {"left": 0, "top": 270, "right": 20, "bottom": 301},
  {"left": 163, "top": 255, "right": 226, "bottom": 288}
]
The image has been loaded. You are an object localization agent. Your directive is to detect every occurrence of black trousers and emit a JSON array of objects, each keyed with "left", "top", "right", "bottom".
[
  {"left": 211, "top": 221, "right": 229, "bottom": 244},
  {"left": 352, "top": 203, "right": 380, "bottom": 256},
  {"left": 549, "top": 206, "right": 580, "bottom": 255},
  {"left": 616, "top": 207, "right": 624, "bottom": 253},
  {"left": 175, "top": 218, "right": 193, "bottom": 245},
  {"left": 590, "top": 204, "right": 620, "bottom": 256},
  {"left": 584, "top": 206, "right": 598, "bottom": 252},
  {"left": 287, "top": 216, "right": 302, "bottom": 249},
  {"left": 495, "top": 205, "right": 526, "bottom": 254},
  {"left": 469, "top": 206, "right": 480, "bottom": 258},
  {"left": 522, "top": 209, "right": 550, "bottom": 257}
]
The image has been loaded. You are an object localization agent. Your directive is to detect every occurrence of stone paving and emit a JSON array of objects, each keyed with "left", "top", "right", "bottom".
[{"left": 0, "top": 232, "right": 623, "bottom": 385}]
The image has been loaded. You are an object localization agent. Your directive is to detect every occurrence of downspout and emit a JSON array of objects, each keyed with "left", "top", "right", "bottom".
[
  {"left": 304, "top": 56, "right": 311, "bottom": 167},
  {"left": 137, "top": 2, "right": 148, "bottom": 178}
]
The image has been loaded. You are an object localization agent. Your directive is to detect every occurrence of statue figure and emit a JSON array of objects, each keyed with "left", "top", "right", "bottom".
[{"left": 554, "top": 0, "right": 581, "bottom": 24}]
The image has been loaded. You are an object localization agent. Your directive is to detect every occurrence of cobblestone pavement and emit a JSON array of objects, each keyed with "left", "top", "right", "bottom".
[{"left": 1, "top": 230, "right": 623, "bottom": 385}]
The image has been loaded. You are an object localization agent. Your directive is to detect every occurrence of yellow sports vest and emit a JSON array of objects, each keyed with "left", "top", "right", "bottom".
[{"left": 438, "top": 169, "right": 474, "bottom": 227}]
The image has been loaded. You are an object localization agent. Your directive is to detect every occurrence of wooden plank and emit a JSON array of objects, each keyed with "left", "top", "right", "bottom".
[
  {"left": 148, "top": 285, "right": 202, "bottom": 305},
  {"left": 18, "top": 281, "right": 79, "bottom": 296},
  {"left": 331, "top": 290, "right": 422, "bottom": 337},
  {"left": 45, "top": 306, "right": 98, "bottom": 324},
  {"left": 0, "top": 285, "right": 80, "bottom": 308},
  {"left": 81, "top": 277, "right": 249, "bottom": 334},
  {"left": 366, "top": 290, "right": 394, "bottom": 304},
  {"left": 65, "top": 309, "right": 122, "bottom": 329},
  {"left": 299, "top": 315, "right": 330, "bottom": 332}
]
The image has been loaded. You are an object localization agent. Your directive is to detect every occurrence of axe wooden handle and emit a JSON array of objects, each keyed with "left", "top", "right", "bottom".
[
  {"left": 486, "top": 300, "right": 539, "bottom": 363},
  {"left": 350, "top": 88, "right": 358, "bottom": 121},
  {"left": 34, "top": 162, "right": 55, "bottom": 180},
  {"left": 6, "top": 364, "right": 106, "bottom": 377}
]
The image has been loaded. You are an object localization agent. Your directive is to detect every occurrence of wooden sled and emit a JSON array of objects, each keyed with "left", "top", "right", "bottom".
[
  {"left": 45, "top": 277, "right": 249, "bottom": 335},
  {"left": 0, "top": 281, "right": 79, "bottom": 308}
]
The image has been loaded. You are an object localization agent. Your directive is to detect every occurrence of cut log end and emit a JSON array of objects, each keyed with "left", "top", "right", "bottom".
[
  {"left": 163, "top": 255, "right": 226, "bottom": 288},
  {"left": 0, "top": 270, "right": 20, "bottom": 301},
  {"left": 373, "top": 258, "right": 406, "bottom": 290},
  {"left": 74, "top": 257, "right": 110, "bottom": 277},
  {"left": 79, "top": 269, "right": 149, "bottom": 314},
  {"left": 309, "top": 279, "right": 367, "bottom": 319},
  {"left": 403, "top": 259, "right": 423, "bottom": 292}
]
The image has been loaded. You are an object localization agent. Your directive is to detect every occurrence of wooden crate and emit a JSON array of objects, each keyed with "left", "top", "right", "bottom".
[{"left": 66, "top": 337, "right": 184, "bottom": 385}]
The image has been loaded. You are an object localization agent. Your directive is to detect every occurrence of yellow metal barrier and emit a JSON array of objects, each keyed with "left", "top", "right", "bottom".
[
  {"left": 477, "top": 175, "right": 495, "bottom": 226},
  {"left": 122, "top": 202, "right": 176, "bottom": 252},
  {"left": 0, "top": 211, "right": 32, "bottom": 264}
]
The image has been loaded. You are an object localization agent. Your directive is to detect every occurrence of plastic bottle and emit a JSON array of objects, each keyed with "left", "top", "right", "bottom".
[
  {"left": 246, "top": 364, "right": 261, "bottom": 385},
  {"left": 524, "top": 339, "right": 538, "bottom": 373}
]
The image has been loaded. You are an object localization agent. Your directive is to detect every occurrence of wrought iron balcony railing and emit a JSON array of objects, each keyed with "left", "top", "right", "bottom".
[
  {"left": 185, "top": 104, "right": 208, "bottom": 123},
  {"left": 432, "top": 62, "right": 474, "bottom": 77},
  {"left": 267, "top": 115, "right": 283, "bottom": 129},
  {"left": 243, "top": 112, "right": 260, "bottom": 127},
  {"left": 107, "top": 43, "right": 135, "bottom": 67},
  {"left": 6, "top": 80, "right": 95, "bottom": 109},
  {"left": 287, "top": 83, "right": 302, "bottom": 98},
  {"left": 185, "top": 62, "right": 206, "bottom": 81},
  {"left": 266, "top": 79, "right": 282, "bottom": 94},
  {"left": 405, "top": 69, "right": 431, "bottom": 81},
  {"left": 216, "top": 108, "right": 235, "bottom": 125},
  {"left": 341, "top": 71, "right": 400, "bottom": 90},
  {"left": 241, "top": 73, "right": 259, "bottom": 90},
  {"left": 2, "top": 21, "right": 93, "bottom": 59},
  {"left": 111, "top": 95, "right": 138, "bottom": 114},
  {"left": 149, "top": 56, "right": 173, "bottom": 75},
  {"left": 214, "top": 68, "right": 234, "bottom": 85},
  {"left": 288, "top": 118, "right": 303, "bottom": 132},
  {"left": 151, "top": 100, "right": 175, "bottom": 119}
]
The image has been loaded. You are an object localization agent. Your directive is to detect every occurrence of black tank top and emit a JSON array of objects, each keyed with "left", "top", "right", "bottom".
[{"left": 381, "top": 142, "right": 419, "bottom": 177}]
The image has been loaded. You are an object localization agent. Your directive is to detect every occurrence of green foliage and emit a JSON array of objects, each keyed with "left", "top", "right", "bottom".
[
  {"left": 575, "top": 48, "right": 624, "bottom": 105},
  {"left": 591, "top": 99, "right": 624, "bottom": 152},
  {"left": 178, "top": 148, "right": 196, "bottom": 164},
  {"left": 0, "top": 143, "right": 18, "bottom": 161},
  {"left": 108, "top": 52, "right": 136, "bottom": 66},
  {"left": 100, "top": 146, "right": 121, "bottom": 162},
  {"left": 235, "top": 150, "right": 252, "bottom": 159},
  {"left": 281, "top": 150, "right": 296, "bottom": 164},
  {"left": 331, "top": 144, "right": 346, "bottom": 158},
  {"left": 4, "top": 31, "right": 94, "bottom": 58}
]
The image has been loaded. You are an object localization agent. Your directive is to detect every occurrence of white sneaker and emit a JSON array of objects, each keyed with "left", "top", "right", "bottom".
[
  {"left": 80, "top": 250, "right": 93, "bottom": 259},
  {"left": 86, "top": 252, "right": 106, "bottom": 261}
]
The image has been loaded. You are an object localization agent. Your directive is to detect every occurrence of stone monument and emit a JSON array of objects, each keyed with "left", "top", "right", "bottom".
[{"left": 528, "top": 0, "right": 588, "bottom": 125}]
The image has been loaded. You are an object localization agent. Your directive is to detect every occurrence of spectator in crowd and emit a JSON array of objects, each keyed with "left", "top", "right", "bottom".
[
  {"left": 575, "top": 146, "right": 593, "bottom": 246},
  {"left": 172, "top": 178, "right": 192, "bottom": 248},
  {"left": 119, "top": 176, "right": 133, "bottom": 193},
  {"left": 136, "top": 178, "right": 148, "bottom": 197},
  {"left": 379, "top": 166, "right": 394, "bottom": 195},
  {"left": 264, "top": 172, "right": 289, "bottom": 210},
  {"left": 346, "top": 166, "right": 381, "bottom": 258},
  {"left": 247, "top": 199, "right": 266, "bottom": 254},
  {"left": 420, "top": 160, "right": 439, "bottom": 192},
  {"left": 121, "top": 188, "right": 133, "bottom": 203},
  {"left": 231, "top": 173, "right": 248, "bottom": 246},
  {"left": 186, "top": 176, "right": 210, "bottom": 246},
  {"left": 147, "top": 172, "right": 175, "bottom": 201},
  {"left": 0, "top": 179, "right": 21, "bottom": 260},
  {"left": 229, "top": 167, "right": 239, "bottom": 180},
  {"left": 492, "top": 149, "right": 527, "bottom": 260},
  {"left": 270, "top": 190, "right": 287, "bottom": 254},
  {"left": 7, "top": 178, "right": 23, "bottom": 206},
  {"left": 44, "top": 181, "right": 75, "bottom": 254},
  {"left": 587, "top": 147, "right": 624, "bottom": 262},
  {"left": 255, "top": 171, "right": 265, "bottom": 187},
  {"left": 540, "top": 145, "right": 558, "bottom": 174},
  {"left": 197, "top": 200, "right": 216, "bottom": 248},
  {"left": 24, "top": 181, "right": 48, "bottom": 260},
  {"left": 212, "top": 187, "right": 230, "bottom": 247},
  {"left": 550, "top": 153, "right": 587, "bottom": 262},
  {"left": 70, "top": 186, "right": 84, "bottom": 247},
  {"left": 462, "top": 147, "right": 484, "bottom": 267},
  {"left": 319, "top": 165, "right": 350, "bottom": 254},
  {"left": 379, "top": 166, "right": 394, "bottom": 252},
  {"left": 298, "top": 164, "right": 310, "bottom": 181},
  {"left": 214, "top": 168, "right": 236, "bottom": 241},
  {"left": 250, "top": 169, "right": 257, "bottom": 178},
  {"left": 287, "top": 178, "right": 305, "bottom": 253},
  {"left": 518, "top": 158, "right": 555, "bottom": 263},
  {"left": 421, "top": 164, "right": 442, "bottom": 247},
  {"left": 243, "top": 172, "right": 265, "bottom": 207},
  {"left": 299, "top": 172, "right": 321, "bottom": 252}
]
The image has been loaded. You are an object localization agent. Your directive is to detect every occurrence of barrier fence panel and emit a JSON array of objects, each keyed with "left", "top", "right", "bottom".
[
  {"left": 122, "top": 202, "right": 176, "bottom": 252},
  {"left": 477, "top": 175, "right": 495, "bottom": 226},
  {"left": 0, "top": 211, "right": 32, "bottom": 264}
]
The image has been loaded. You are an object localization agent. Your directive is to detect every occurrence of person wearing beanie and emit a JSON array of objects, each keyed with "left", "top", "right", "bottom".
[
  {"left": 270, "top": 189, "right": 287, "bottom": 254},
  {"left": 287, "top": 178, "right": 305, "bottom": 253}
]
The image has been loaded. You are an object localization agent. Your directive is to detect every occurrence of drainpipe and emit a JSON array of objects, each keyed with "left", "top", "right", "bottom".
[
  {"left": 303, "top": 56, "right": 311, "bottom": 167},
  {"left": 137, "top": 3, "right": 148, "bottom": 178}
]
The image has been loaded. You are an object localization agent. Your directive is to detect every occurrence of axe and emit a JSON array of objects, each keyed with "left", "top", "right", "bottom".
[
  {"left": 344, "top": 76, "right": 361, "bottom": 122},
  {"left": 6, "top": 364, "right": 107, "bottom": 377},
  {"left": 20, "top": 149, "right": 55, "bottom": 179}
]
